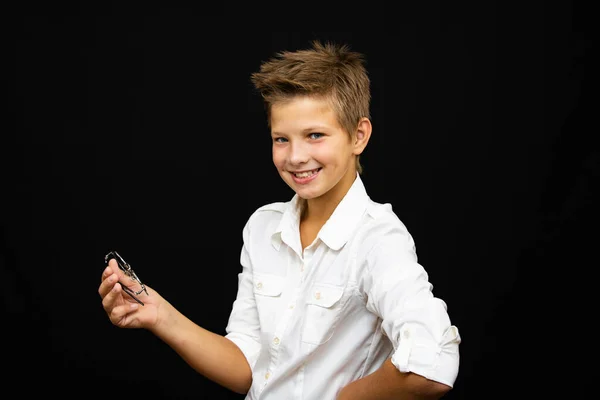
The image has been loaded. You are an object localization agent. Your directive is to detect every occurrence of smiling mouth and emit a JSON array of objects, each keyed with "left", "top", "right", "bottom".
[{"left": 291, "top": 168, "right": 321, "bottom": 178}]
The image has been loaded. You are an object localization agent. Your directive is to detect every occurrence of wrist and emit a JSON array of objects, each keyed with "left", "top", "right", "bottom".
[{"left": 148, "top": 294, "right": 173, "bottom": 334}]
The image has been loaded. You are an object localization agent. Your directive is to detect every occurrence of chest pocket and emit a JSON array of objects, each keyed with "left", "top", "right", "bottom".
[
  {"left": 253, "top": 273, "right": 284, "bottom": 334},
  {"left": 302, "top": 283, "right": 345, "bottom": 345}
]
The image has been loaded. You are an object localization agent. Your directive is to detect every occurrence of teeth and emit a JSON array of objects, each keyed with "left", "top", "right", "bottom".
[{"left": 294, "top": 169, "right": 318, "bottom": 178}]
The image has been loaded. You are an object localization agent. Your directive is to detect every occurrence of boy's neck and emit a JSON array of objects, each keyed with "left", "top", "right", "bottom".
[
  {"left": 301, "top": 198, "right": 338, "bottom": 225},
  {"left": 300, "top": 170, "right": 357, "bottom": 224}
]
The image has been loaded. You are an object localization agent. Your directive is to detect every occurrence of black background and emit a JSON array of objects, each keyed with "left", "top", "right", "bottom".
[{"left": 4, "top": 3, "right": 596, "bottom": 399}]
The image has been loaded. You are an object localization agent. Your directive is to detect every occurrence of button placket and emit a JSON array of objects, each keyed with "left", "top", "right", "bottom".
[
  {"left": 262, "top": 371, "right": 270, "bottom": 389},
  {"left": 263, "top": 276, "right": 298, "bottom": 391},
  {"left": 302, "top": 250, "right": 312, "bottom": 273}
]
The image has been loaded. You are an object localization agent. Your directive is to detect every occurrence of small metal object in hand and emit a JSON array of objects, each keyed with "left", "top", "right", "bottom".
[{"left": 104, "top": 250, "right": 148, "bottom": 306}]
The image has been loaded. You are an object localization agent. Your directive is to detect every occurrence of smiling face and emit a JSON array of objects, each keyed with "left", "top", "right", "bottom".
[{"left": 270, "top": 96, "right": 370, "bottom": 209}]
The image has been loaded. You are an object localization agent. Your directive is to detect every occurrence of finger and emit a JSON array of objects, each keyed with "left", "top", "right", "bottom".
[
  {"left": 98, "top": 271, "right": 119, "bottom": 300},
  {"left": 101, "top": 279, "right": 124, "bottom": 312},
  {"left": 101, "top": 265, "right": 113, "bottom": 283},
  {"left": 100, "top": 259, "right": 123, "bottom": 281},
  {"left": 108, "top": 258, "right": 127, "bottom": 279},
  {"left": 103, "top": 283, "right": 139, "bottom": 324},
  {"left": 109, "top": 258, "right": 141, "bottom": 288}
]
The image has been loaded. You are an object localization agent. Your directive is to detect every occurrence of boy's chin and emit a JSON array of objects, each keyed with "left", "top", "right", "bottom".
[{"left": 294, "top": 189, "right": 322, "bottom": 201}]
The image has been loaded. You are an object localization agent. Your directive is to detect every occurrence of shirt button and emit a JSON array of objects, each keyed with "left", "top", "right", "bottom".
[
  {"left": 403, "top": 330, "right": 410, "bottom": 339},
  {"left": 265, "top": 372, "right": 271, "bottom": 380},
  {"left": 288, "top": 304, "right": 295, "bottom": 309},
  {"left": 273, "top": 337, "right": 280, "bottom": 345},
  {"left": 314, "top": 291, "right": 321, "bottom": 300},
  {"left": 256, "top": 282, "right": 263, "bottom": 290}
]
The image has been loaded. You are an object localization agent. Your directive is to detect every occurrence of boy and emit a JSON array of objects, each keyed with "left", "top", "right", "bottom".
[{"left": 99, "top": 40, "right": 460, "bottom": 400}]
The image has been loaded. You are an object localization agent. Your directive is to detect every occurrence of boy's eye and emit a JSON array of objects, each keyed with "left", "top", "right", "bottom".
[
  {"left": 309, "top": 133, "right": 324, "bottom": 139},
  {"left": 273, "top": 137, "right": 288, "bottom": 143}
]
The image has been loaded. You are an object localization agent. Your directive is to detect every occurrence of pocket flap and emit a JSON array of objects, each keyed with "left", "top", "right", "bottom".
[
  {"left": 306, "top": 283, "right": 344, "bottom": 308},
  {"left": 253, "top": 273, "right": 284, "bottom": 297}
]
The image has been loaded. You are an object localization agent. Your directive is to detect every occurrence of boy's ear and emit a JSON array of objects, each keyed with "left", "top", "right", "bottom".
[{"left": 353, "top": 117, "right": 372, "bottom": 155}]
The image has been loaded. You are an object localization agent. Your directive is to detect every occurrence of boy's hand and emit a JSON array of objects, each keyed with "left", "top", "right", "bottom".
[{"left": 98, "top": 259, "right": 160, "bottom": 329}]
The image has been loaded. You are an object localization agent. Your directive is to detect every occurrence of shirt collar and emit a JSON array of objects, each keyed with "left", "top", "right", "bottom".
[
  {"left": 272, "top": 173, "right": 370, "bottom": 253},
  {"left": 317, "top": 173, "right": 370, "bottom": 250},
  {"left": 272, "top": 194, "right": 303, "bottom": 255}
]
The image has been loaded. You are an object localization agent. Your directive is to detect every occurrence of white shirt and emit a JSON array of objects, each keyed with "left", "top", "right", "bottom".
[{"left": 225, "top": 174, "right": 460, "bottom": 400}]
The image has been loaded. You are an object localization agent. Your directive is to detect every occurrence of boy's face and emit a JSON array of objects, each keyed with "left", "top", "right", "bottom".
[{"left": 270, "top": 96, "right": 359, "bottom": 202}]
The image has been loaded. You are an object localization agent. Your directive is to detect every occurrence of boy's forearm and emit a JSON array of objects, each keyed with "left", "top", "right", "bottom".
[
  {"left": 337, "top": 358, "right": 451, "bottom": 400},
  {"left": 150, "top": 300, "right": 252, "bottom": 394}
]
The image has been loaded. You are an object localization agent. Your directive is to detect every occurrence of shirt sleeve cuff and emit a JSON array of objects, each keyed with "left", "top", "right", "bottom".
[
  {"left": 225, "top": 333, "right": 262, "bottom": 371},
  {"left": 390, "top": 325, "right": 461, "bottom": 388}
]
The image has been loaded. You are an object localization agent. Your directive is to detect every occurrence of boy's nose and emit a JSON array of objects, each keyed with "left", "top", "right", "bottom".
[{"left": 288, "top": 142, "right": 310, "bottom": 165}]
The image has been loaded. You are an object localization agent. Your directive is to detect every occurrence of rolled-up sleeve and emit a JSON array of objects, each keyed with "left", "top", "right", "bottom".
[
  {"left": 224, "top": 220, "right": 262, "bottom": 371},
  {"left": 361, "top": 227, "right": 461, "bottom": 387}
]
